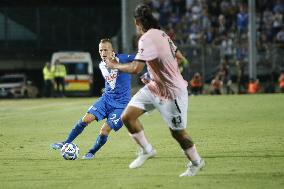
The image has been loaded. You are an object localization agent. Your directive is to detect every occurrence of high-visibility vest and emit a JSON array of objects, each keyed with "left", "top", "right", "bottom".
[
  {"left": 248, "top": 82, "right": 258, "bottom": 94},
  {"left": 190, "top": 79, "right": 202, "bottom": 87},
  {"left": 53, "top": 65, "right": 66, "bottom": 78},
  {"left": 43, "top": 66, "right": 54, "bottom": 80}
]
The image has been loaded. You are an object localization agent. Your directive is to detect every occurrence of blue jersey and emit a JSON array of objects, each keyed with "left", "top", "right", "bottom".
[{"left": 99, "top": 54, "right": 135, "bottom": 108}]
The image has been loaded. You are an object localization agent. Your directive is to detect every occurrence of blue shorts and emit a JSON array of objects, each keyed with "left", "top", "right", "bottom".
[{"left": 87, "top": 97, "right": 125, "bottom": 131}]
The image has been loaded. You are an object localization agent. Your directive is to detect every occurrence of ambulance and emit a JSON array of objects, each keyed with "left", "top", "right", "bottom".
[{"left": 51, "top": 52, "right": 93, "bottom": 96}]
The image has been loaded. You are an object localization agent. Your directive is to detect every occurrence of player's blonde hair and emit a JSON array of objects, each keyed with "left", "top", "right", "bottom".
[{"left": 100, "top": 38, "right": 112, "bottom": 44}]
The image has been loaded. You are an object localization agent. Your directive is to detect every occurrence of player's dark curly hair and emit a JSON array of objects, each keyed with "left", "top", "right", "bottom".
[{"left": 134, "top": 4, "right": 160, "bottom": 32}]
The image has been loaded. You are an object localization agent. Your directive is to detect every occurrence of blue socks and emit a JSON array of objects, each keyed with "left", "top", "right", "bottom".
[
  {"left": 64, "top": 119, "right": 108, "bottom": 156},
  {"left": 65, "top": 119, "right": 88, "bottom": 143},
  {"left": 89, "top": 134, "right": 108, "bottom": 154}
]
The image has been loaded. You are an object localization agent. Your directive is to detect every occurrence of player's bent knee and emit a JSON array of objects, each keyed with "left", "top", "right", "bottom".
[
  {"left": 100, "top": 125, "right": 111, "bottom": 135},
  {"left": 100, "top": 129, "right": 109, "bottom": 136},
  {"left": 170, "top": 129, "right": 194, "bottom": 149},
  {"left": 121, "top": 113, "right": 130, "bottom": 125},
  {"left": 82, "top": 118, "right": 91, "bottom": 124},
  {"left": 82, "top": 114, "right": 96, "bottom": 124},
  {"left": 170, "top": 129, "right": 183, "bottom": 138},
  {"left": 121, "top": 106, "right": 143, "bottom": 124}
]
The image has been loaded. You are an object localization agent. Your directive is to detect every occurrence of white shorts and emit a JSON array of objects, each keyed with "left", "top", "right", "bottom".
[{"left": 128, "top": 86, "right": 188, "bottom": 130}]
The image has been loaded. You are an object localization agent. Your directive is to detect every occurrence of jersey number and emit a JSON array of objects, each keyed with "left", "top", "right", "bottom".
[
  {"left": 163, "top": 32, "right": 176, "bottom": 59},
  {"left": 110, "top": 114, "right": 120, "bottom": 125},
  {"left": 172, "top": 116, "right": 182, "bottom": 128},
  {"left": 168, "top": 38, "right": 176, "bottom": 59}
]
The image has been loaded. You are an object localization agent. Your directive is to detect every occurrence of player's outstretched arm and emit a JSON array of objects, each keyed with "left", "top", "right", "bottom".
[{"left": 106, "top": 58, "right": 145, "bottom": 74}]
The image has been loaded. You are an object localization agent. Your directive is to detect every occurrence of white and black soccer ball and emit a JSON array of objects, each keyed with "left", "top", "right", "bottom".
[{"left": 60, "top": 143, "right": 79, "bottom": 160}]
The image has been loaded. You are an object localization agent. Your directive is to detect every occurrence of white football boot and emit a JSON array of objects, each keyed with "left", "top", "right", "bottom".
[
  {"left": 129, "top": 148, "right": 156, "bottom": 169},
  {"left": 50, "top": 142, "right": 64, "bottom": 150},
  {"left": 179, "top": 159, "right": 205, "bottom": 177}
]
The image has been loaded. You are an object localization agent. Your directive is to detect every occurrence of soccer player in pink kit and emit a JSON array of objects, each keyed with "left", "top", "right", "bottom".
[{"left": 106, "top": 4, "right": 205, "bottom": 177}]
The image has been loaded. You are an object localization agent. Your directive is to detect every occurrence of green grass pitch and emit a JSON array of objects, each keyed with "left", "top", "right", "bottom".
[{"left": 0, "top": 94, "right": 283, "bottom": 189}]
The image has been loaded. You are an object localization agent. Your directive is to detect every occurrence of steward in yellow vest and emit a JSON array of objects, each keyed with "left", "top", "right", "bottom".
[
  {"left": 42, "top": 62, "right": 54, "bottom": 97},
  {"left": 52, "top": 60, "right": 67, "bottom": 97}
]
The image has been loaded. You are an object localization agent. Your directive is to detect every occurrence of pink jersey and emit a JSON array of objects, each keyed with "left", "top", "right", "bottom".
[{"left": 135, "top": 29, "right": 188, "bottom": 100}]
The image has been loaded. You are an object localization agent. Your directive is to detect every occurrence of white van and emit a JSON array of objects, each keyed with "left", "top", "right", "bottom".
[{"left": 51, "top": 52, "right": 93, "bottom": 96}]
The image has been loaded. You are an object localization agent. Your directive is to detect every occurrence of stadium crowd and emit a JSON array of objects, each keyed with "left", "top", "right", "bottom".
[
  {"left": 143, "top": 0, "right": 284, "bottom": 47},
  {"left": 141, "top": 0, "right": 284, "bottom": 94}
]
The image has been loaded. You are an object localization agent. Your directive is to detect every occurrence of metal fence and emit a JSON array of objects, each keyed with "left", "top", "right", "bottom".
[{"left": 180, "top": 44, "right": 284, "bottom": 83}]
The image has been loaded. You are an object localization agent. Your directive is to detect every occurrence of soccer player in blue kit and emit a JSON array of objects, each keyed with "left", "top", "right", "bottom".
[{"left": 51, "top": 38, "right": 135, "bottom": 159}]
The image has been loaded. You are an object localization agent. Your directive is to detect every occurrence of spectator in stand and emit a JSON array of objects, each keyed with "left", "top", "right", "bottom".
[
  {"left": 188, "top": 20, "right": 202, "bottom": 45},
  {"left": 257, "top": 30, "right": 270, "bottom": 53},
  {"left": 237, "top": 3, "right": 248, "bottom": 40},
  {"left": 272, "top": 10, "right": 283, "bottom": 35},
  {"left": 189, "top": 72, "right": 203, "bottom": 95},
  {"left": 220, "top": 0, "right": 231, "bottom": 15},
  {"left": 214, "top": 14, "right": 234, "bottom": 47},
  {"left": 275, "top": 26, "right": 284, "bottom": 48},
  {"left": 247, "top": 78, "right": 260, "bottom": 94},
  {"left": 217, "top": 14, "right": 227, "bottom": 34},
  {"left": 168, "top": 12, "right": 180, "bottom": 27},
  {"left": 219, "top": 32, "right": 234, "bottom": 59},
  {"left": 236, "top": 59, "right": 246, "bottom": 94},
  {"left": 262, "top": 7, "right": 274, "bottom": 42},
  {"left": 201, "top": 9, "right": 214, "bottom": 43},
  {"left": 185, "top": 0, "right": 194, "bottom": 11},
  {"left": 226, "top": 1, "right": 238, "bottom": 24},
  {"left": 190, "top": 0, "right": 203, "bottom": 21},
  {"left": 218, "top": 57, "right": 234, "bottom": 94},
  {"left": 201, "top": 9, "right": 212, "bottom": 31},
  {"left": 210, "top": 74, "right": 223, "bottom": 95},
  {"left": 217, "top": 14, "right": 230, "bottom": 35},
  {"left": 263, "top": 7, "right": 274, "bottom": 27},
  {"left": 279, "top": 70, "right": 284, "bottom": 93},
  {"left": 273, "top": 0, "right": 284, "bottom": 14}
]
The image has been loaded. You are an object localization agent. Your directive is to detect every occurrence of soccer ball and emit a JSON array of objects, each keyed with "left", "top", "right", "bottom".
[{"left": 60, "top": 143, "right": 79, "bottom": 160}]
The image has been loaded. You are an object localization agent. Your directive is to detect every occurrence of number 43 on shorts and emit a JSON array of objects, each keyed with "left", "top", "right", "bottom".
[{"left": 171, "top": 116, "right": 182, "bottom": 128}]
